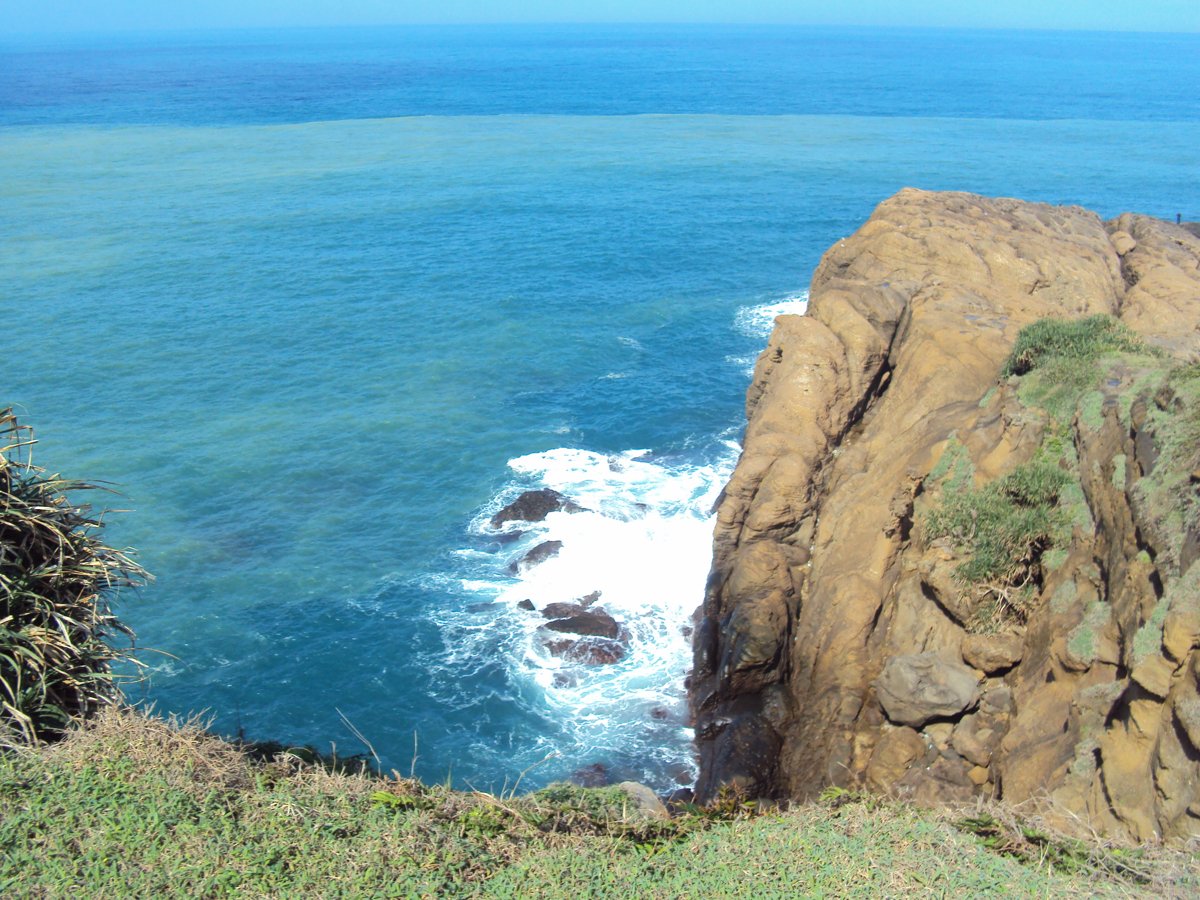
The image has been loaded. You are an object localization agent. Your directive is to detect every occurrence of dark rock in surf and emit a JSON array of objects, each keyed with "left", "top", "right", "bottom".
[
  {"left": 508, "top": 540, "right": 563, "bottom": 573},
  {"left": 571, "top": 763, "right": 609, "bottom": 787},
  {"left": 490, "top": 489, "right": 580, "bottom": 528},
  {"left": 543, "top": 609, "right": 621, "bottom": 639},
  {"left": 544, "top": 637, "right": 627, "bottom": 666},
  {"left": 541, "top": 602, "right": 587, "bottom": 619}
]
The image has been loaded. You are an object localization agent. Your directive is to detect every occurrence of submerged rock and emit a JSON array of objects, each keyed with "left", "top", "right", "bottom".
[
  {"left": 541, "top": 601, "right": 588, "bottom": 619},
  {"left": 570, "top": 763, "right": 609, "bottom": 787},
  {"left": 543, "top": 638, "right": 626, "bottom": 666},
  {"left": 541, "top": 607, "right": 627, "bottom": 665}
]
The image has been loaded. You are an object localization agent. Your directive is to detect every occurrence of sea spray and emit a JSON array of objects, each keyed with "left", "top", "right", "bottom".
[
  {"left": 727, "top": 291, "right": 810, "bottom": 372},
  {"left": 421, "top": 293, "right": 813, "bottom": 788},
  {"left": 431, "top": 443, "right": 735, "bottom": 787}
]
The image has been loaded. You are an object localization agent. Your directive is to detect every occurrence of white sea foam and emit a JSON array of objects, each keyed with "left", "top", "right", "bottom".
[
  {"left": 727, "top": 290, "right": 811, "bottom": 375},
  {"left": 734, "top": 290, "right": 809, "bottom": 339},
  {"left": 443, "top": 442, "right": 739, "bottom": 787},
  {"left": 428, "top": 292, "right": 815, "bottom": 786}
]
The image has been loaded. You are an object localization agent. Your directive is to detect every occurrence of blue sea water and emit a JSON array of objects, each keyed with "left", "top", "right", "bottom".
[{"left": 3, "top": 25, "right": 1198, "bottom": 789}]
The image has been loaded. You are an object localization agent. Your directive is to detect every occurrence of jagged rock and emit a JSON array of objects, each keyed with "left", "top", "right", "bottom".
[
  {"left": 697, "top": 713, "right": 781, "bottom": 799},
  {"left": 664, "top": 787, "right": 695, "bottom": 810},
  {"left": 961, "top": 634, "right": 1024, "bottom": 674},
  {"left": 542, "top": 609, "right": 621, "bottom": 639},
  {"left": 1130, "top": 654, "right": 1175, "bottom": 699},
  {"left": 491, "top": 489, "right": 579, "bottom": 527},
  {"left": 517, "top": 599, "right": 535, "bottom": 611},
  {"left": 924, "top": 721, "right": 954, "bottom": 751},
  {"left": 866, "top": 727, "right": 927, "bottom": 792},
  {"left": 1110, "top": 230, "right": 1137, "bottom": 255},
  {"left": 875, "top": 653, "right": 980, "bottom": 728},
  {"left": 896, "top": 755, "right": 976, "bottom": 805},
  {"left": 979, "top": 684, "right": 1014, "bottom": 717},
  {"left": 541, "top": 602, "right": 587, "bottom": 619},
  {"left": 509, "top": 540, "right": 562, "bottom": 573},
  {"left": 1163, "top": 604, "right": 1200, "bottom": 662},
  {"left": 615, "top": 782, "right": 670, "bottom": 820},
  {"left": 544, "top": 637, "right": 626, "bottom": 666},
  {"left": 951, "top": 714, "right": 1000, "bottom": 768},
  {"left": 1175, "top": 692, "right": 1200, "bottom": 751},
  {"left": 717, "top": 591, "right": 788, "bottom": 695}
]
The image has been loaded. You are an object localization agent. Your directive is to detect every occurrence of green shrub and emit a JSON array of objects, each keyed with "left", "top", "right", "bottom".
[
  {"left": 925, "top": 457, "right": 1070, "bottom": 589},
  {"left": 1003, "top": 315, "right": 1157, "bottom": 424},
  {"left": 1002, "top": 315, "right": 1149, "bottom": 378},
  {"left": 0, "top": 409, "right": 147, "bottom": 744}
]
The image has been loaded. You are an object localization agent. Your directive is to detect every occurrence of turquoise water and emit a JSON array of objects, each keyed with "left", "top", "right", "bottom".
[{"left": 3, "top": 26, "right": 1198, "bottom": 789}]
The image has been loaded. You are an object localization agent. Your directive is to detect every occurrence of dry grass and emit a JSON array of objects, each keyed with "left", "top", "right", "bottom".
[{"left": 946, "top": 796, "right": 1200, "bottom": 898}]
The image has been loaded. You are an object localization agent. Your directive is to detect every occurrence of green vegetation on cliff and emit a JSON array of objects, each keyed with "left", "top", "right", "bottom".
[
  {"left": 921, "top": 316, "right": 1170, "bottom": 626},
  {"left": 1, "top": 709, "right": 1185, "bottom": 898}
]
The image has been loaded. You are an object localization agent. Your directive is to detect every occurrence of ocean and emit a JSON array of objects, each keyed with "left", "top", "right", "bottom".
[{"left": 3, "top": 24, "right": 1198, "bottom": 790}]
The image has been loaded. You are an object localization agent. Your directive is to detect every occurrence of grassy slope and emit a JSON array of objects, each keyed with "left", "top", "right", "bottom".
[{"left": 1, "top": 710, "right": 1191, "bottom": 898}]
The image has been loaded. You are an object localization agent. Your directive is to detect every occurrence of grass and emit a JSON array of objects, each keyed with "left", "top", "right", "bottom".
[
  {"left": 0, "top": 409, "right": 147, "bottom": 745},
  {"left": 2, "top": 708, "right": 1192, "bottom": 898},
  {"left": 924, "top": 453, "right": 1071, "bottom": 622},
  {"left": 1004, "top": 315, "right": 1157, "bottom": 423},
  {"left": 920, "top": 316, "right": 1166, "bottom": 627},
  {"left": 1126, "top": 362, "right": 1200, "bottom": 577}
]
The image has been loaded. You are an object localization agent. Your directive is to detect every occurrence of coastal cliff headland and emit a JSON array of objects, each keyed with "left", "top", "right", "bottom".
[{"left": 691, "top": 188, "right": 1200, "bottom": 842}]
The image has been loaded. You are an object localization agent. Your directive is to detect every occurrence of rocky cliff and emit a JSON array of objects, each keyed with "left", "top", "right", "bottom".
[{"left": 690, "top": 189, "right": 1200, "bottom": 842}]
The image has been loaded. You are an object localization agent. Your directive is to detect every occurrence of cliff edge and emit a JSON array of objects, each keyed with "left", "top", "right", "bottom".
[{"left": 691, "top": 188, "right": 1200, "bottom": 842}]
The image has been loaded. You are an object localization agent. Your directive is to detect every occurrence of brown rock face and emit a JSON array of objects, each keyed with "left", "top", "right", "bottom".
[
  {"left": 874, "top": 653, "right": 980, "bottom": 728},
  {"left": 690, "top": 188, "right": 1200, "bottom": 842},
  {"left": 961, "top": 634, "right": 1023, "bottom": 674}
]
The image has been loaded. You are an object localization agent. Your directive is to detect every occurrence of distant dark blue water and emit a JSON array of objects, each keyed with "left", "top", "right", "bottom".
[{"left": 3, "top": 25, "right": 1198, "bottom": 790}]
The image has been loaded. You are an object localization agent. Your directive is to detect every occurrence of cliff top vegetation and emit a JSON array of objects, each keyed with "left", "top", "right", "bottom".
[{"left": 2, "top": 707, "right": 1192, "bottom": 897}]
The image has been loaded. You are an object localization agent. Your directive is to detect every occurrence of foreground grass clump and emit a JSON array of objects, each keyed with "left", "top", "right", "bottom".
[
  {"left": 2, "top": 709, "right": 1191, "bottom": 898},
  {"left": 0, "top": 410, "right": 146, "bottom": 745}
]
